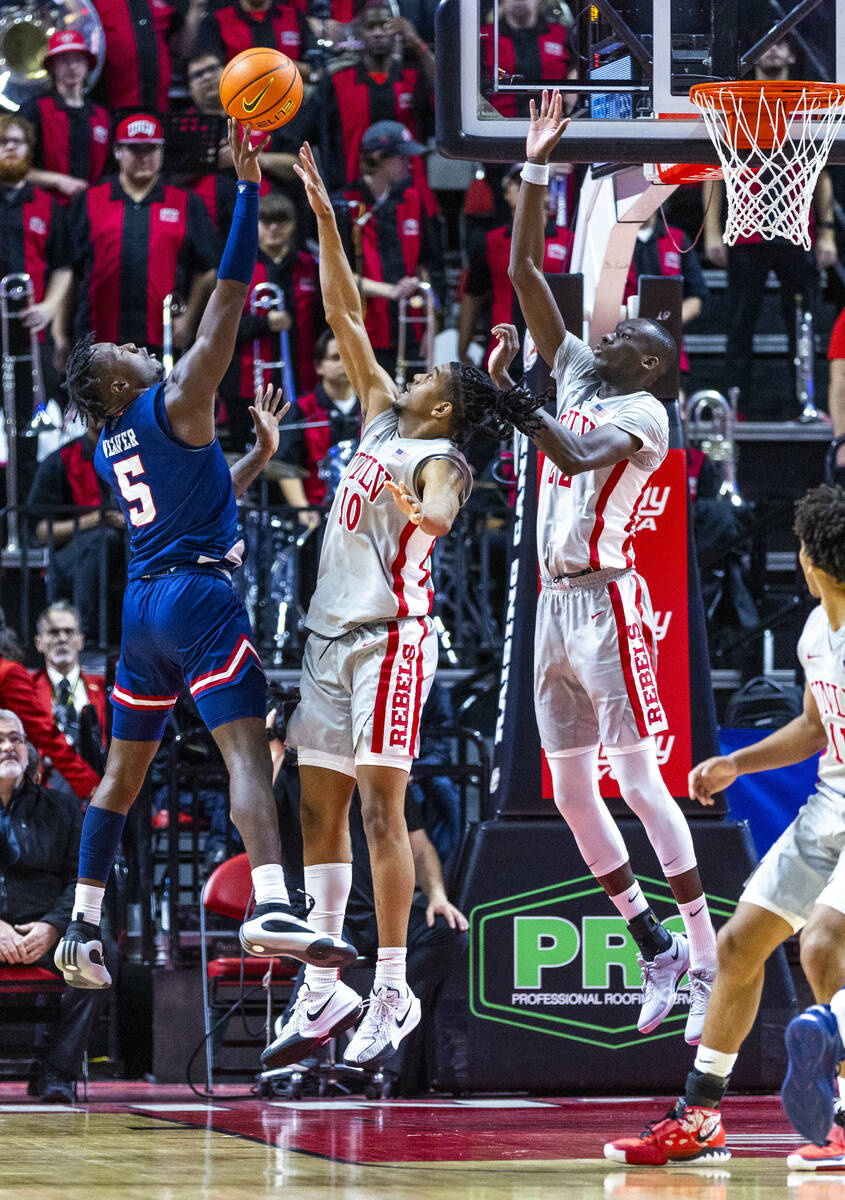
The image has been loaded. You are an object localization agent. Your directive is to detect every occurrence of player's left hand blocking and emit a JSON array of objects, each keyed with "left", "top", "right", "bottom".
[
  {"left": 249, "top": 383, "right": 289, "bottom": 459},
  {"left": 385, "top": 479, "right": 421, "bottom": 524},
  {"left": 229, "top": 118, "right": 270, "bottom": 185},
  {"left": 489, "top": 323, "right": 520, "bottom": 389}
]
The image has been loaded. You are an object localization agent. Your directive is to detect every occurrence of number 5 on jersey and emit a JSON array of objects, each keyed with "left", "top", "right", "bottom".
[{"left": 114, "top": 454, "right": 157, "bottom": 527}]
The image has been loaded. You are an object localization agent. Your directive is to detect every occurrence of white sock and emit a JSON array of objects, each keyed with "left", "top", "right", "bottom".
[
  {"left": 251, "top": 863, "right": 289, "bottom": 906},
  {"left": 831, "top": 988, "right": 845, "bottom": 1048},
  {"left": 303, "top": 862, "right": 352, "bottom": 993},
  {"left": 73, "top": 882, "right": 105, "bottom": 926},
  {"left": 838, "top": 1076, "right": 845, "bottom": 1103},
  {"left": 609, "top": 881, "right": 650, "bottom": 921},
  {"left": 374, "top": 946, "right": 407, "bottom": 994},
  {"left": 694, "top": 1045, "right": 738, "bottom": 1081},
  {"left": 677, "top": 895, "right": 718, "bottom": 972}
]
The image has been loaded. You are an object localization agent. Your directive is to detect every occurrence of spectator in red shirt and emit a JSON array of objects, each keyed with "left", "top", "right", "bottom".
[
  {"left": 221, "top": 191, "right": 322, "bottom": 450},
  {"left": 481, "top": 0, "right": 572, "bottom": 118},
  {"left": 826, "top": 306, "right": 845, "bottom": 486},
  {"left": 91, "top": 0, "right": 192, "bottom": 115},
  {"left": 337, "top": 120, "right": 443, "bottom": 380},
  {"left": 459, "top": 162, "right": 572, "bottom": 370},
  {"left": 323, "top": 0, "right": 434, "bottom": 195},
  {"left": 0, "top": 618, "right": 100, "bottom": 801},
  {"left": 195, "top": 0, "right": 313, "bottom": 77},
  {"left": 22, "top": 31, "right": 111, "bottom": 207},
  {"left": 68, "top": 113, "right": 217, "bottom": 357}
]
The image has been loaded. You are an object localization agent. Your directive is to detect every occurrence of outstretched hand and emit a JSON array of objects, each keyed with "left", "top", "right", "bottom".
[
  {"left": 229, "top": 119, "right": 270, "bottom": 185},
  {"left": 526, "top": 89, "right": 570, "bottom": 164},
  {"left": 688, "top": 755, "right": 738, "bottom": 807},
  {"left": 293, "top": 141, "right": 333, "bottom": 221},
  {"left": 249, "top": 383, "right": 289, "bottom": 458},
  {"left": 489, "top": 323, "right": 519, "bottom": 389},
  {"left": 385, "top": 479, "right": 421, "bottom": 524}
]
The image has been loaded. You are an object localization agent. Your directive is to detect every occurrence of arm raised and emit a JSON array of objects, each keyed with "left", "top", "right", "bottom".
[
  {"left": 293, "top": 141, "right": 396, "bottom": 426},
  {"left": 164, "top": 120, "right": 268, "bottom": 446},
  {"left": 508, "top": 90, "right": 569, "bottom": 367}
]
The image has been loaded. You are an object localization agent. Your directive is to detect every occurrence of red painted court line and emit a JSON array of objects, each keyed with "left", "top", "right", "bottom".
[{"left": 0, "top": 1085, "right": 804, "bottom": 1164}]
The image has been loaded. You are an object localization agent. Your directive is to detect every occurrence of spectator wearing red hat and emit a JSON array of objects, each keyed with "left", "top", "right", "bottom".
[
  {"left": 67, "top": 114, "right": 217, "bottom": 357},
  {"left": 195, "top": 0, "right": 313, "bottom": 78},
  {"left": 22, "top": 31, "right": 111, "bottom": 206}
]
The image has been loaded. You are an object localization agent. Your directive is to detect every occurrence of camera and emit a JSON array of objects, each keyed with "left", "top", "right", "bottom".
[{"left": 267, "top": 683, "right": 301, "bottom": 743}]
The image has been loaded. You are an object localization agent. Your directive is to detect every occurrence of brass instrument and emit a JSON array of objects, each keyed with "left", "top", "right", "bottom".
[
  {"left": 395, "top": 281, "right": 435, "bottom": 390},
  {"left": 249, "top": 281, "right": 296, "bottom": 403},
  {"left": 685, "top": 388, "right": 743, "bottom": 507},
  {"left": 1, "top": 272, "right": 48, "bottom": 550},
  {"left": 0, "top": 1, "right": 104, "bottom": 108}
]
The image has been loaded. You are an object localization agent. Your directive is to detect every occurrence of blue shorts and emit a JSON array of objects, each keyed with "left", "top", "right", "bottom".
[{"left": 111, "top": 568, "right": 266, "bottom": 742}]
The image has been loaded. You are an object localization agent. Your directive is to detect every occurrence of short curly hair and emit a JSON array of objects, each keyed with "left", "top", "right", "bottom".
[
  {"left": 64, "top": 333, "right": 107, "bottom": 423},
  {"left": 794, "top": 484, "right": 845, "bottom": 583}
]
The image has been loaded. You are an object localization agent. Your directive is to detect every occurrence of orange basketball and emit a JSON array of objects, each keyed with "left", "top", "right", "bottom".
[{"left": 219, "top": 48, "right": 303, "bottom": 132}]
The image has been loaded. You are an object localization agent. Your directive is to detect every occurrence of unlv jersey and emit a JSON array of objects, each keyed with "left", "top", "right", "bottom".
[
  {"left": 799, "top": 604, "right": 845, "bottom": 797},
  {"left": 94, "top": 383, "right": 244, "bottom": 581},
  {"left": 537, "top": 332, "right": 669, "bottom": 579},
  {"left": 305, "top": 409, "right": 471, "bottom": 637}
]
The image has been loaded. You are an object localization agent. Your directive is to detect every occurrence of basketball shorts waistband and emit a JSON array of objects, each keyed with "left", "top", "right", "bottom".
[{"left": 541, "top": 566, "right": 632, "bottom": 592}]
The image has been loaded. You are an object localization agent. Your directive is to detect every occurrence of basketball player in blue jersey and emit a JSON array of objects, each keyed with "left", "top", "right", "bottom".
[{"left": 53, "top": 121, "right": 357, "bottom": 991}]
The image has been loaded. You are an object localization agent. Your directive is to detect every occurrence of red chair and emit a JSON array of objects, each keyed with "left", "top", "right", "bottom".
[
  {"left": 200, "top": 853, "right": 297, "bottom": 1092},
  {"left": 0, "top": 967, "right": 88, "bottom": 1098}
]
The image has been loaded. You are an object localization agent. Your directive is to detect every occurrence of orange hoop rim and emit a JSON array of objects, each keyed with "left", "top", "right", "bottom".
[{"left": 690, "top": 80, "right": 845, "bottom": 114}]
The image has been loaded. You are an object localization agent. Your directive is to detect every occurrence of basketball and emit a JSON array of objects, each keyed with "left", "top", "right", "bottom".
[{"left": 219, "top": 48, "right": 303, "bottom": 132}]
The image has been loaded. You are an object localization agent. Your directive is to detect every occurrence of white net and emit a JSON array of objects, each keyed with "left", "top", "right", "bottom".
[{"left": 691, "top": 83, "right": 845, "bottom": 250}]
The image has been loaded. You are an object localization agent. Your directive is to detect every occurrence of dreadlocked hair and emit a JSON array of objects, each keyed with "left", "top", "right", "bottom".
[
  {"left": 448, "top": 363, "right": 548, "bottom": 449},
  {"left": 64, "top": 333, "right": 107, "bottom": 423},
  {"left": 794, "top": 484, "right": 845, "bottom": 584}
]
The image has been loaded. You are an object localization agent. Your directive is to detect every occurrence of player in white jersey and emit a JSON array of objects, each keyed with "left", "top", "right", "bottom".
[
  {"left": 607, "top": 484, "right": 845, "bottom": 1168},
  {"left": 263, "top": 142, "right": 539, "bottom": 1072},
  {"left": 495, "top": 88, "right": 719, "bottom": 1044}
]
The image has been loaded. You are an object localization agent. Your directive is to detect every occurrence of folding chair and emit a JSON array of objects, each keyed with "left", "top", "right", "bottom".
[
  {"left": 200, "top": 853, "right": 297, "bottom": 1093},
  {"left": 0, "top": 966, "right": 89, "bottom": 1099}
]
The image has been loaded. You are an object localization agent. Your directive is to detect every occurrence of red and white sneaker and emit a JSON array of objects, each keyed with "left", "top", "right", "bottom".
[
  {"left": 604, "top": 1100, "right": 731, "bottom": 1166},
  {"left": 787, "top": 1111, "right": 845, "bottom": 1171}
]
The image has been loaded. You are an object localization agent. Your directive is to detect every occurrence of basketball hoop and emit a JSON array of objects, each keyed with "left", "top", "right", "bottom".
[{"left": 688, "top": 81, "right": 845, "bottom": 249}]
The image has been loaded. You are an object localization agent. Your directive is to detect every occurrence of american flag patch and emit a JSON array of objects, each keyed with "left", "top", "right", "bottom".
[{"left": 391, "top": 447, "right": 409, "bottom": 462}]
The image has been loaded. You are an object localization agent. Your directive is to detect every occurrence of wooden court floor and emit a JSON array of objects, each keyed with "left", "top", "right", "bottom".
[{"left": 0, "top": 1084, "right": 839, "bottom": 1199}]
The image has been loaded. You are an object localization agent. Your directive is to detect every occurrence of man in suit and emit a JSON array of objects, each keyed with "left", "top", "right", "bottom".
[{"left": 31, "top": 603, "right": 106, "bottom": 775}]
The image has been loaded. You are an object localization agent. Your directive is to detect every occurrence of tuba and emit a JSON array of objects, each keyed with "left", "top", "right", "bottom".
[{"left": 0, "top": 1, "right": 104, "bottom": 108}]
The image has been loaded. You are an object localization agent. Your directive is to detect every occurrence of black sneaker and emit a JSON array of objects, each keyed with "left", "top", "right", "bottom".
[
  {"left": 41, "top": 1068, "right": 77, "bottom": 1104},
  {"left": 239, "top": 900, "right": 357, "bottom": 968},
  {"left": 53, "top": 917, "right": 111, "bottom": 989}
]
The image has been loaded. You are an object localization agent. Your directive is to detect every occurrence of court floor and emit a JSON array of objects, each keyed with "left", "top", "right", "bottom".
[{"left": 0, "top": 1083, "right": 839, "bottom": 1199}]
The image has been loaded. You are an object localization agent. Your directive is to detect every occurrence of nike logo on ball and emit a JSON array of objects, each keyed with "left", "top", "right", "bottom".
[{"left": 243, "top": 81, "right": 272, "bottom": 112}]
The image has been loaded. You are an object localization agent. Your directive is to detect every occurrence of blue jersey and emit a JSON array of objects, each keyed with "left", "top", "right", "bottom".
[{"left": 94, "top": 383, "right": 243, "bottom": 581}]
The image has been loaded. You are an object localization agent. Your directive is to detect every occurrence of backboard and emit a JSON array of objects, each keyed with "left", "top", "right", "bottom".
[{"left": 435, "top": 0, "right": 845, "bottom": 165}]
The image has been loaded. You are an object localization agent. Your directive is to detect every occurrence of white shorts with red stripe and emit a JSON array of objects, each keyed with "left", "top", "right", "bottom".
[
  {"left": 287, "top": 616, "right": 438, "bottom": 778},
  {"left": 534, "top": 567, "right": 668, "bottom": 753}
]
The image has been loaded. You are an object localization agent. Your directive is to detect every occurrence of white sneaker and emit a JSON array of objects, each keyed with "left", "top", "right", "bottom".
[
  {"left": 54, "top": 918, "right": 111, "bottom": 990},
  {"left": 343, "top": 985, "right": 421, "bottom": 1067},
  {"left": 637, "top": 933, "right": 690, "bottom": 1034},
  {"left": 239, "top": 901, "right": 357, "bottom": 968},
  {"left": 261, "top": 981, "right": 363, "bottom": 1070},
  {"left": 685, "top": 966, "right": 716, "bottom": 1045}
]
